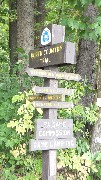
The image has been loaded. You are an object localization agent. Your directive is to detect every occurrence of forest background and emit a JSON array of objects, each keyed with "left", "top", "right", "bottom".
[{"left": 0, "top": 0, "right": 101, "bottom": 179}]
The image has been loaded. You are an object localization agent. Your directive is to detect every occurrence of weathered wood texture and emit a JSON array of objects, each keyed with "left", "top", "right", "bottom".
[
  {"left": 29, "top": 138, "right": 76, "bottom": 151},
  {"left": 26, "top": 67, "right": 81, "bottom": 81},
  {"left": 42, "top": 66, "right": 58, "bottom": 180},
  {"left": 29, "top": 42, "right": 76, "bottom": 68},
  {"left": 32, "top": 86, "right": 74, "bottom": 95}
]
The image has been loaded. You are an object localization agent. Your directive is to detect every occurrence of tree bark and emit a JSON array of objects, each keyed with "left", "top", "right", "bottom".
[
  {"left": 91, "top": 44, "right": 101, "bottom": 153},
  {"left": 76, "top": 4, "right": 98, "bottom": 140},
  {"left": 17, "top": 0, "right": 34, "bottom": 55},
  {"left": 76, "top": 4, "right": 97, "bottom": 107},
  {"left": 34, "top": 0, "right": 46, "bottom": 47},
  {"left": 9, "top": 0, "right": 17, "bottom": 73}
]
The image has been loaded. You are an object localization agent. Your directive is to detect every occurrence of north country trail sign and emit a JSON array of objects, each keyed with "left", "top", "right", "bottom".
[{"left": 29, "top": 42, "right": 76, "bottom": 68}]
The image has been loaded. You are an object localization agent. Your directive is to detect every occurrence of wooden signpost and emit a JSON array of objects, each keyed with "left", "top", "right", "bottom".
[
  {"left": 32, "top": 86, "right": 74, "bottom": 95},
  {"left": 26, "top": 24, "right": 81, "bottom": 180},
  {"left": 26, "top": 67, "right": 81, "bottom": 81},
  {"left": 28, "top": 94, "right": 62, "bottom": 101},
  {"left": 32, "top": 101, "right": 74, "bottom": 109},
  {"left": 36, "top": 119, "right": 73, "bottom": 129},
  {"left": 29, "top": 42, "right": 76, "bottom": 68}
]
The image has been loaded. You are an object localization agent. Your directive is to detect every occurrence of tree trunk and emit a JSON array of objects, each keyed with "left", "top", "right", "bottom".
[
  {"left": 91, "top": 44, "right": 101, "bottom": 153},
  {"left": 17, "top": 0, "right": 34, "bottom": 55},
  {"left": 9, "top": 0, "right": 17, "bottom": 73},
  {"left": 76, "top": 4, "right": 97, "bottom": 107},
  {"left": 34, "top": 0, "right": 46, "bottom": 47},
  {"left": 76, "top": 4, "right": 97, "bottom": 140}
]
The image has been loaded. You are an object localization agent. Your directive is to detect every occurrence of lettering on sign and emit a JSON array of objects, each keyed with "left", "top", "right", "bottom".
[
  {"left": 32, "top": 101, "right": 74, "bottom": 109},
  {"left": 32, "top": 86, "right": 74, "bottom": 95},
  {"left": 28, "top": 94, "right": 62, "bottom": 101},
  {"left": 29, "top": 42, "right": 76, "bottom": 68},
  {"left": 35, "top": 129, "right": 73, "bottom": 140},
  {"left": 26, "top": 68, "right": 81, "bottom": 81},
  {"left": 36, "top": 119, "right": 73, "bottom": 130},
  {"left": 29, "top": 138, "right": 76, "bottom": 151}
]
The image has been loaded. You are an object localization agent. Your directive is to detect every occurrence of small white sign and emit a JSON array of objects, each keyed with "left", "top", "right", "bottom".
[
  {"left": 41, "top": 27, "right": 51, "bottom": 45},
  {"left": 97, "top": 98, "right": 101, "bottom": 107}
]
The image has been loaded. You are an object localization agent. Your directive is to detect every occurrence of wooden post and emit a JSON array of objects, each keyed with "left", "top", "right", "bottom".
[
  {"left": 26, "top": 24, "right": 77, "bottom": 179},
  {"left": 42, "top": 25, "right": 65, "bottom": 180},
  {"left": 42, "top": 66, "right": 58, "bottom": 180}
]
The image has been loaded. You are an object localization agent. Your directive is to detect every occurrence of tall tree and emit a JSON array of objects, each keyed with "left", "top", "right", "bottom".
[
  {"left": 17, "top": 0, "right": 34, "bottom": 56},
  {"left": 34, "top": 0, "right": 46, "bottom": 47},
  {"left": 91, "top": 43, "right": 101, "bottom": 153},
  {"left": 76, "top": 3, "right": 98, "bottom": 107}
]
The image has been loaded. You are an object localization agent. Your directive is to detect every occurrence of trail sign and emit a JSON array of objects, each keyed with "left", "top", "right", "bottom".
[
  {"left": 26, "top": 67, "right": 81, "bottom": 81},
  {"left": 27, "top": 24, "right": 78, "bottom": 180},
  {"left": 40, "top": 24, "right": 65, "bottom": 47},
  {"left": 28, "top": 94, "right": 62, "bottom": 101},
  {"left": 35, "top": 129, "right": 73, "bottom": 140},
  {"left": 29, "top": 42, "right": 76, "bottom": 68},
  {"left": 32, "top": 86, "right": 74, "bottom": 95},
  {"left": 36, "top": 119, "right": 73, "bottom": 130},
  {"left": 41, "top": 27, "right": 51, "bottom": 46},
  {"left": 32, "top": 101, "right": 74, "bottom": 109},
  {"left": 29, "top": 138, "right": 76, "bottom": 151}
]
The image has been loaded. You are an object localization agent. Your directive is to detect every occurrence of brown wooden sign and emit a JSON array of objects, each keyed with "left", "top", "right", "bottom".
[
  {"left": 36, "top": 119, "right": 73, "bottom": 130},
  {"left": 26, "top": 68, "right": 81, "bottom": 81},
  {"left": 32, "top": 101, "right": 74, "bottom": 109},
  {"left": 29, "top": 42, "right": 76, "bottom": 68},
  {"left": 28, "top": 94, "right": 62, "bottom": 101},
  {"left": 29, "top": 138, "right": 76, "bottom": 151},
  {"left": 32, "top": 86, "right": 74, "bottom": 95},
  {"left": 35, "top": 129, "right": 73, "bottom": 140}
]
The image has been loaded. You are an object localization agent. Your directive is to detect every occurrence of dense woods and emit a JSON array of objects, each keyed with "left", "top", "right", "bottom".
[{"left": 0, "top": 0, "right": 101, "bottom": 179}]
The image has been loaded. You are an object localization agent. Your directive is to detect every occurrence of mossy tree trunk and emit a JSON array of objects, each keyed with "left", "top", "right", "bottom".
[
  {"left": 17, "top": 0, "right": 34, "bottom": 55},
  {"left": 91, "top": 44, "right": 101, "bottom": 153}
]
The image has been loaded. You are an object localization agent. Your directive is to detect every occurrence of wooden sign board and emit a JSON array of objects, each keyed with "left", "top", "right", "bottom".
[
  {"left": 36, "top": 119, "right": 73, "bottom": 130},
  {"left": 35, "top": 129, "right": 73, "bottom": 140},
  {"left": 32, "top": 86, "right": 74, "bottom": 95},
  {"left": 29, "top": 42, "right": 76, "bottom": 68},
  {"left": 32, "top": 101, "right": 74, "bottom": 109},
  {"left": 26, "top": 68, "right": 81, "bottom": 81},
  {"left": 29, "top": 138, "right": 76, "bottom": 151},
  {"left": 28, "top": 94, "right": 62, "bottom": 101}
]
